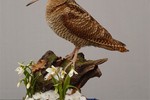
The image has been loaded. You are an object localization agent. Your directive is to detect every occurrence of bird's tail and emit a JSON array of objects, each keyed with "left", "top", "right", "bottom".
[{"left": 111, "top": 39, "right": 129, "bottom": 52}]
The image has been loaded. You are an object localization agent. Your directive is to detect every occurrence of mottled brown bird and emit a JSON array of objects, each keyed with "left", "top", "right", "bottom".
[{"left": 27, "top": 0, "right": 128, "bottom": 66}]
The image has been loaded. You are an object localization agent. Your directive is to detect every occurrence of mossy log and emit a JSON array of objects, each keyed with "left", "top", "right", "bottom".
[{"left": 32, "top": 50, "right": 108, "bottom": 92}]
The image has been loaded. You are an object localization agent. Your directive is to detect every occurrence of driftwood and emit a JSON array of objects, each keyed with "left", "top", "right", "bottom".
[{"left": 32, "top": 50, "right": 108, "bottom": 92}]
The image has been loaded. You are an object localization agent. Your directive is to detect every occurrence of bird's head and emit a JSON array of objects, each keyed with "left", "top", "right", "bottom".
[{"left": 26, "top": 0, "right": 68, "bottom": 6}]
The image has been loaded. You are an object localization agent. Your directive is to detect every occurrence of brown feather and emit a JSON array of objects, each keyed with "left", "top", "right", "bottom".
[{"left": 46, "top": 0, "right": 128, "bottom": 52}]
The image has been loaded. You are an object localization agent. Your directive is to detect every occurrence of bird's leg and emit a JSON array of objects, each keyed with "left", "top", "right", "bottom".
[
  {"left": 65, "top": 48, "right": 77, "bottom": 60},
  {"left": 71, "top": 47, "right": 80, "bottom": 66},
  {"left": 64, "top": 47, "right": 80, "bottom": 70}
]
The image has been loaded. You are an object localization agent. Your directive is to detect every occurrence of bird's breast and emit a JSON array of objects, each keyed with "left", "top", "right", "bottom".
[{"left": 46, "top": 7, "right": 90, "bottom": 47}]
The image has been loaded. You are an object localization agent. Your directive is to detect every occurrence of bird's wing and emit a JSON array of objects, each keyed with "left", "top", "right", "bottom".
[{"left": 61, "top": 3, "right": 115, "bottom": 46}]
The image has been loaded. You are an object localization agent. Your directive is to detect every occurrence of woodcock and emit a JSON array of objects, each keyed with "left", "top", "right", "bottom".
[{"left": 27, "top": 0, "right": 129, "bottom": 66}]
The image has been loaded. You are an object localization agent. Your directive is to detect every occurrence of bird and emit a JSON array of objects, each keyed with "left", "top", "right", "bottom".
[{"left": 27, "top": 0, "right": 129, "bottom": 67}]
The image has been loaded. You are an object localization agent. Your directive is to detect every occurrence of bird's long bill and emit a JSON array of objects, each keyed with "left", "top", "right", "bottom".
[{"left": 26, "top": 0, "right": 39, "bottom": 6}]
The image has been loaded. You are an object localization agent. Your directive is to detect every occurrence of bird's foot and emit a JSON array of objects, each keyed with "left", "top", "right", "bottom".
[
  {"left": 64, "top": 47, "right": 80, "bottom": 70},
  {"left": 64, "top": 59, "right": 76, "bottom": 71},
  {"left": 65, "top": 52, "right": 74, "bottom": 61}
]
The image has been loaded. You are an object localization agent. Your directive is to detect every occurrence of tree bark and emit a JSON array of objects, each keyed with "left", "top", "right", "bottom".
[{"left": 32, "top": 50, "right": 108, "bottom": 92}]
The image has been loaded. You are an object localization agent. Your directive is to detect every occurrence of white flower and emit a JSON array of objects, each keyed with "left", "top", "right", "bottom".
[
  {"left": 45, "top": 65, "right": 58, "bottom": 80},
  {"left": 28, "top": 76, "right": 32, "bottom": 82},
  {"left": 18, "top": 62, "right": 25, "bottom": 67},
  {"left": 15, "top": 66, "right": 24, "bottom": 75},
  {"left": 27, "top": 60, "right": 34, "bottom": 66},
  {"left": 26, "top": 82, "right": 30, "bottom": 89},
  {"left": 68, "top": 68, "right": 78, "bottom": 77},
  {"left": 26, "top": 76, "right": 31, "bottom": 89},
  {"left": 57, "top": 68, "right": 67, "bottom": 79},
  {"left": 46, "top": 65, "right": 57, "bottom": 74},
  {"left": 17, "top": 81, "right": 21, "bottom": 87},
  {"left": 60, "top": 70, "right": 67, "bottom": 79},
  {"left": 25, "top": 95, "right": 29, "bottom": 100},
  {"left": 53, "top": 67, "right": 67, "bottom": 80}
]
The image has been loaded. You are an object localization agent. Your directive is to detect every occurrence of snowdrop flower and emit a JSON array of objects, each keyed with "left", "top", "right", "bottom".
[
  {"left": 68, "top": 68, "right": 78, "bottom": 77},
  {"left": 17, "top": 81, "right": 21, "bottom": 87},
  {"left": 45, "top": 65, "right": 58, "bottom": 80},
  {"left": 26, "top": 76, "right": 31, "bottom": 89},
  {"left": 59, "top": 68, "right": 67, "bottom": 79},
  {"left": 28, "top": 76, "right": 32, "bottom": 82},
  {"left": 25, "top": 95, "right": 29, "bottom": 100},
  {"left": 15, "top": 66, "right": 24, "bottom": 75},
  {"left": 47, "top": 65, "right": 57, "bottom": 74},
  {"left": 18, "top": 62, "right": 25, "bottom": 67},
  {"left": 26, "top": 82, "right": 30, "bottom": 89}
]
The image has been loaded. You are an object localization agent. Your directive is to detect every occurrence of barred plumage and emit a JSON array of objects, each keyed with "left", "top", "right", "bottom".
[
  {"left": 45, "top": 0, "right": 128, "bottom": 52},
  {"left": 27, "top": 0, "right": 128, "bottom": 66}
]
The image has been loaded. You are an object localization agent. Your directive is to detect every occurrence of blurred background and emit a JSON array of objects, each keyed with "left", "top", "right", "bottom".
[{"left": 0, "top": 0, "right": 149, "bottom": 100}]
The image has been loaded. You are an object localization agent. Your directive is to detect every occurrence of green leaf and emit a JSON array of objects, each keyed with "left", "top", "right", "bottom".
[
  {"left": 67, "top": 85, "right": 78, "bottom": 90},
  {"left": 52, "top": 76, "right": 58, "bottom": 84},
  {"left": 63, "top": 75, "right": 71, "bottom": 96},
  {"left": 64, "top": 75, "right": 70, "bottom": 89},
  {"left": 58, "top": 83, "right": 64, "bottom": 100}
]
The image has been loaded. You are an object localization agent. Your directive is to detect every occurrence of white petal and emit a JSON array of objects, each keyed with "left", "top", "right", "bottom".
[
  {"left": 46, "top": 67, "right": 56, "bottom": 75},
  {"left": 17, "top": 82, "right": 21, "bottom": 87},
  {"left": 44, "top": 73, "right": 51, "bottom": 80},
  {"left": 29, "top": 76, "right": 32, "bottom": 82},
  {"left": 73, "top": 70, "right": 78, "bottom": 75},
  {"left": 15, "top": 67, "right": 19, "bottom": 72},
  {"left": 18, "top": 62, "right": 25, "bottom": 66},
  {"left": 51, "top": 65, "right": 57, "bottom": 70},
  {"left": 68, "top": 68, "right": 75, "bottom": 77},
  {"left": 15, "top": 67, "right": 24, "bottom": 75},
  {"left": 53, "top": 74, "right": 59, "bottom": 80},
  {"left": 25, "top": 95, "right": 29, "bottom": 100},
  {"left": 60, "top": 70, "right": 67, "bottom": 79},
  {"left": 68, "top": 72, "right": 73, "bottom": 77},
  {"left": 26, "top": 83, "right": 30, "bottom": 89},
  {"left": 46, "top": 68, "right": 52, "bottom": 73},
  {"left": 51, "top": 65, "right": 57, "bottom": 73}
]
